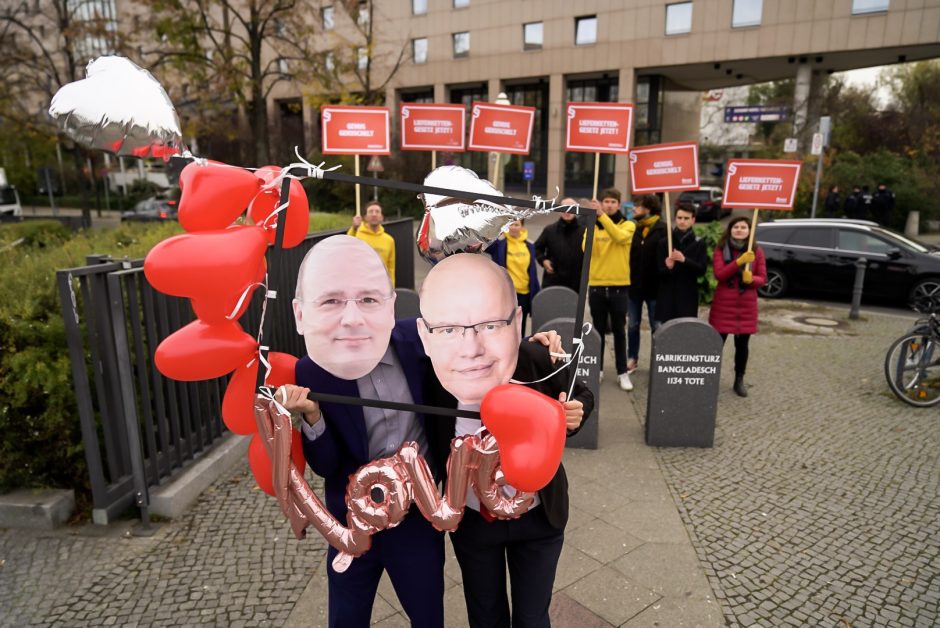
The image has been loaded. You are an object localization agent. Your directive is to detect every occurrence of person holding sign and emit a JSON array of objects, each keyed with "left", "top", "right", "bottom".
[
  {"left": 655, "top": 206, "right": 708, "bottom": 323},
  {"left": 626, "top": 194, "right": 667, "bottom": 376},
  {"left": 489, "top": 219, "right": 540, "bottom": 334},
  {"left": 584, "top": 188, "right": 636, "bottom": 391},
  {"left": 708, "top": 217, "right": 767, "bottom": 398},
  {"left": 348, "top": 201, "right": 396, "bottom": 286}
]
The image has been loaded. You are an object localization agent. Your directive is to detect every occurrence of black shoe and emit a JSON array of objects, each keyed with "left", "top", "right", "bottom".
[{"left": 733, "top": 375, "right": 748, "bottom": 398}]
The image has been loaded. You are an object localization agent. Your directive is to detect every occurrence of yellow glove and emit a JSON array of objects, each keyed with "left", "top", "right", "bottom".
[
  {"left": 741, "top": 269, "right": 753, "bottom": 284},
  {"left": 736, "top": 251, "right": 755, "bottom": 266}
]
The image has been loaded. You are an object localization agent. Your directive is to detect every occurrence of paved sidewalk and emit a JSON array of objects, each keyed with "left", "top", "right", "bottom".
[{"left": 3, "top": 300, "right": 939, "bottom": 627}]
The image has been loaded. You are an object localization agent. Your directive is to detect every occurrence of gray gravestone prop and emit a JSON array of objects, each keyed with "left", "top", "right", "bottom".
[
  {"left": 394, "top": 288, "right": 420, "bottom": 320},
  {"left": 645, "top": 318, "right": 722, "bottom": 448},
  {"left": 537, "top": 317, "right": 601, "bottom": 449},
  {"left": 531, "top": 286, "right": 579, "bottom": 335}
]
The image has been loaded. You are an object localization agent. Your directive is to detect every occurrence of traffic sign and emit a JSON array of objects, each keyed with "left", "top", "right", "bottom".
[
  {"left": 523, "top": 161, "right": 535, "bottom": 182},
  {"left": 367, "top": 155, "right": 384, "bottom": 172},
  {"left": 783, "top": 138, "right": 798, "bottom": 153},
  {"left": 811, "top": 133, "right": 823, "bottom": 156}
]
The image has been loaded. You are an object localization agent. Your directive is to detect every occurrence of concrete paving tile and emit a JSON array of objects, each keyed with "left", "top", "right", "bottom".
[
  {"left": 565, "top": 504, "right": 597, "bottom": 533},
  {"left": 444, "top": 534, "right": 463, "bottom": 585},
  {"left": 565, "top": 518, "right": 645, "bottom": 564},
  {"left": 596, "top": 500, "right": 690, "bottom": 544},
  {"left": 444, "top": 579, "right": 470, "bottom": 627},
  {"left": 568, "top": 480, "right": 634, "bottom": 519},
  {"left": 549, "top": 591, "right": 614, "bottom": 627},
  {"left": 562, "top": 566, "right": 661, "bottom": 627},
  {"left": 377, "top": 572, "right": 404, "bottom": 613},
  {"left": 609, "top": 542, "right": 711, "bottom": 598},
  {"left": 622, "top": 594, "right": 724, "bottom": 628},
  {"left": 553, "top": 544, "right": 605, "bottom": 592}
]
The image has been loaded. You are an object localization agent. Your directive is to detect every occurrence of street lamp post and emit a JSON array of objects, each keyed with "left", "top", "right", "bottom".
[{"left": 489, "top": 92, "right": 510, "bottom": 189}]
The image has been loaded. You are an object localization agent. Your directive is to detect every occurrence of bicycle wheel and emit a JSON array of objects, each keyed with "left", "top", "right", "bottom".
[{"left": 884, "top": 332, "right": 940, "bottom": 407}]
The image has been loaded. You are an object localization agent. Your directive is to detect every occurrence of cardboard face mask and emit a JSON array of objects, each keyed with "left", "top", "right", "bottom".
[
  {"left": 293, "top": 236, "right": 395, "bottom": 380},
  {"left": 417, "top": 254, "right": 521, "bottom": 406}
]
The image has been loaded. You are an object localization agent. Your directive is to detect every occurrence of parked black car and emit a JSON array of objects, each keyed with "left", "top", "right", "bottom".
[
  {"left": 755, "top": 218, "right": 940, "bottom": 305},
  {"left": 675, "top": 186, "right": 727, "bottom": 222},
  {"left": 121, "top": 197, "right": 178, "bottom": 222}
]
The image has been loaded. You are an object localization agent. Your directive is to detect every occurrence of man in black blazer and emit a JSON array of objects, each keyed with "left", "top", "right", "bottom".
[{"left": 419, "top": 253, "right": 595, "bottom": 628}]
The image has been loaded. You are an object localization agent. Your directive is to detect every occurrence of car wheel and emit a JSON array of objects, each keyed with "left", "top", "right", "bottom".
[
  {"left": 759, "top": 266, "right": 788, "bottom": 298},
  {"left": 909, "top": 277, "right": 940, "bottom": 307}
]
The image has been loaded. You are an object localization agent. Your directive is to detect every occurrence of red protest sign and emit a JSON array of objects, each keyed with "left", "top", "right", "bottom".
[
  {"left": 565, "top": 103, "right": 634, "bottom": 153},
  {"left": 629, "top": 141, "right": 700, "bottom": 193},
  {"left": 400, "top": 104, "right": 466, "bottom": 151},
  {"left": 321, "top": 106, "right": 390, "bottom": 155},
  {"left": 467, "top": 102, "right": 535, "bottom": 154},
  {"left": 722, "top": 159, "right": 803, "bottom": 209}
]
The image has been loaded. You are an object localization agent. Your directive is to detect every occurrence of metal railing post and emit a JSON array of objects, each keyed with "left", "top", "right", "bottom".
[{"left": 849, "top": 257, "right": 867, "bottom": 320}]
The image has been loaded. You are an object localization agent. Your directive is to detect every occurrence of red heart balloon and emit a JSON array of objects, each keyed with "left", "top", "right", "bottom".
[
  {"left": 189, "top": 257, "right": 267, "bottom": 324},
  {"left": 480, "top": 384, "right": 566, "bottom": 493},
  {"left": 265, "top": 352, "right": 298, "bottom": 387},
  {"left": 222, "top": 356, "right": 260, "bottom": 435},
  {"left": 248, "top": 432, "right": 306, "bottom": 497},
  {"left": 248, "top": 168, "right": 309, "bottom": 249},
  {"left": 155, "top": 320, "right": 258, "bottom": 381},
  {"left": 177, "top": 160, "right": 262, "bottom": 232},
  {"left": 144, "top": 225, "right": 268, "bottom": 309}
]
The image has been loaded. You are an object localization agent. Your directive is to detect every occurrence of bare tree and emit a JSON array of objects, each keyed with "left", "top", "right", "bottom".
[
  {"left": 1, "top": 0, "right": 125, "bottom": 225},
  {"left": 140, "top": 0, "right": 326, "bottom": 165}
]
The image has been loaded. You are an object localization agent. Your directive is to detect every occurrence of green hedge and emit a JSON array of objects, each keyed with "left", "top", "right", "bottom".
[
  {"left": 0, "top": 212, "right": 379, "bottom": 498},
  {"left": 0, "top": 221, "right": 182, "bottom": 495},
  {"left": 694, "top": 220, "right": 723, "bottom": 305}
]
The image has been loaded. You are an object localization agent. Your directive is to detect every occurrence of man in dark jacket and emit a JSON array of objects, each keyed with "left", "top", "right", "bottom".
[
  {"left": 419, "top": 253, "right": 594, "bottom": 628},
  {"left": 533, "top": 197, "right": 585, "bottom": 293},
  {"left": 655, "top": 206, "right": 708, "bottom": 323},
  {"left": 626, "top": 194, "right": 667, "bottom": 379},
  {"left": 844, "top": 186, "right": 864, "bottom": 219},
  {"left": 824, "top": 185, "right": 841, "bottom": 217},
  {"left": 871, "top": 183, "right": 896, "bottom": 227}
]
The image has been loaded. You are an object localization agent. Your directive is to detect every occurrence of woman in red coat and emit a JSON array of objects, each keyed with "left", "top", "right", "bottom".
[{"left": 708, "top": 216, "right": 766, "bottom": 397}]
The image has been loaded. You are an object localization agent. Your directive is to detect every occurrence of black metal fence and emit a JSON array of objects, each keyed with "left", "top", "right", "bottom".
[{"left": 58, "top": 218, "right": 414, "bottom": 523}]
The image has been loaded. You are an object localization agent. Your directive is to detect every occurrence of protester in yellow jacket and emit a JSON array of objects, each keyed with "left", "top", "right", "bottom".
[
  {"left": 347, "top": 201, "right": 396, "bottom": 286},
  {"left": 582, "top": 188, "right": 635, "bottom": 391}
]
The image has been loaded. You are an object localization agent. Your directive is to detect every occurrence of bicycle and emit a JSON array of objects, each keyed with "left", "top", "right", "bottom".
[{"left": 884, "top": 297, "right": 940, "bottom": 407}]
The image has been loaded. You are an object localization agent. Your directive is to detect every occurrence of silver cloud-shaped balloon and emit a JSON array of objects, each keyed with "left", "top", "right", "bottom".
[
  {"left": 49, "top": 56, "right": 183, "bottom": 157},
  {"left": 416, "top": 166, "right": 532, "bottom": 263}
]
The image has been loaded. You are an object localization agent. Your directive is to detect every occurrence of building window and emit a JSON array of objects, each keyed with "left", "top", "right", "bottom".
[
  {"left": 453, "top": 31, "right": 469, "bottom": 58},
  {"left": 357, "top": 47, "right": 368, "bottom": 70},
  {"left": 357, "top": 1, "right": 370, "bottom": 27},
  {"left": 278, "top": 58, "right": 289, "bottom": 75},
  {"left": 852, "top": 0, "right": 889, "bottom": 14},
  {"left": 454, "top": 0, "right": 469, "bottom": 7},
  {"left": 665, "top": 2, "right": 693, "bottom": 35},
  {"left": 523, "top": 22, "right": 543, "bottom": 50},
  {"left": 413, "top": 37, "right": 428, "bottom": 64},
  {"left": 732, "top": 0, "right": 762, "bottom": 27},
  {"left": 322, "top": 5, "right": 334, "bottom": 30},
  {"left": 412, "top": 0, "right": 427, "bottom": 15},
  {"left": 575, "top": 15, "right": 597, "bottom": 45}
]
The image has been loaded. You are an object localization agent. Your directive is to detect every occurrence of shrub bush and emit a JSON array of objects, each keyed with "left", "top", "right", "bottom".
[
  {"left": 0, "top": 222, "right": 181, "bottom": 495},
  {"left": 693, "top": 220, "right": 723, "bottom": 305}
]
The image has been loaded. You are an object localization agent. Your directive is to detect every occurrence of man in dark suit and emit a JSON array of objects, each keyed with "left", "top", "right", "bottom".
[
  {"left": 418, "top": 253, "right": 594, "bottom": 628},
  {"left": 281, "top": 236, "right": 444, "bottom": 628}
]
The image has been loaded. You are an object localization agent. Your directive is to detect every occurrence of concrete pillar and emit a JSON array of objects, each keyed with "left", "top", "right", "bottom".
[
  {"left": 615, "top": 67, "right": 636, "bottom": 197},
  {"left": 302, "top": 95, "right": 317, "bottom": 158},
  {"left": 547, "top": 73, "right": 564, "bottom": 198},
  {"left": 792, "top": 63, "right": 812, "bottom": 150},
  {"left": 434, "top": 83, "right": 446, "bottom": 102}
]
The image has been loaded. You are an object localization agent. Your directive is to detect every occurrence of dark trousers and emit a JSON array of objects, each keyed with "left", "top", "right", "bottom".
[
  {"left": 720, "top": 333, "right": 751, "bottom": 376},
  {"left": 518, "top": 292, "right": 532, "bottom": 336},
  {"left": 450, "top": 506, "right": 564, "bottom": 628},
  {"left": 588, "top": 286, "right": 629, "bottom": 375},
  {"left": 627, "top": 295, "right": 659, "bottom": 363},
  {"left": 326, "top": 508, "right": 445, "bottom": 628}
]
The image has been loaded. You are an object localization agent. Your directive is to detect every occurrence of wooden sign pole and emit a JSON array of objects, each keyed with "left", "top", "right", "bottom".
[
  {"left": 355, "top": 155, "right": 361, "bottom": 216},
  {"left": 664, "top": 192, "right": 673, "bottom": 256},
  {"left": 592, "top": 152, "right": 600, "bottom": 199},
  {"left": 431, "top": 150, "right": 437, "bottom": 170}
]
